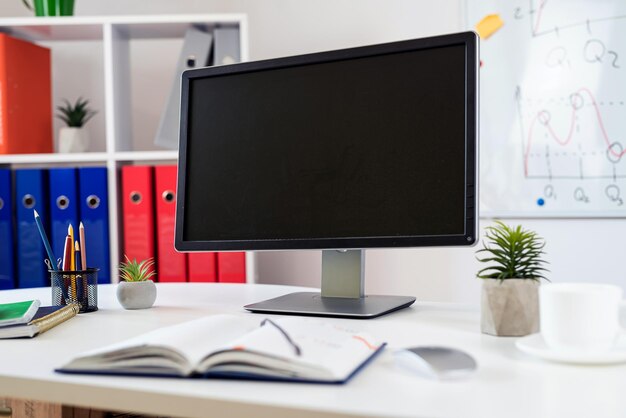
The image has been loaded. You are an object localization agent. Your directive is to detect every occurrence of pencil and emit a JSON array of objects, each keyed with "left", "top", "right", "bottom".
[
  {"left": 75, "top": 241, "right": 81, "bottom": 271},
  {"left": 79, "top": 222, "right": 87, "bottom": 270},
  {"left": 33, "top": 210, "right": 58, "bottom": 271},
  {"left": 68, "top": 224, "right": 75, "bottom": 271}
]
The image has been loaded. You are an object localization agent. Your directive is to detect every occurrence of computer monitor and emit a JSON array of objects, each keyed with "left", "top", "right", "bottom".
[{"left": 175, "top": 31, "right": 478, "bottom": 319}]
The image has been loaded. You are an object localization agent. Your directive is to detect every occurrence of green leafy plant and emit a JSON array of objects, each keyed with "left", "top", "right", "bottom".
[
  {"left": 56, "top": 97, "right": 97, "bottom": 128},
  {"left": 476, "top": 221, "right": 549, "bottom": 282},
  {"left": 118, "top": 256, "right": 156, "bottom": 282}
]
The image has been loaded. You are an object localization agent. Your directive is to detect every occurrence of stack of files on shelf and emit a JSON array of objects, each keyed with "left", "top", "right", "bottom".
[
  {"left": 121, "top": 165, "right": 156, "bottom": 278},
  {"left": 78, "top": 167, "right": 111, "bottom": 283},
  {"left": 154, "top": 27, "right": 214, "bottom": 150},
  {"left": 15, "top": 169, "right": 49, "bottom": 288},
  {"left": 1, "top": 167, "right": 111, "bottom": 288},
  {"left": 0, "top": 169, "right": 15, "bottom": 290},
  {"left": 48, "top": 168, "right": 79, "bottom": 270},
  {"left": 155, "top": 165, "right": 186, "bottom": 282},
  {"left": 0, "top": 33, "right": 53, "bottom": 154},
  {"left": 121, "top": 164, "right": 246, "bottom": 283}
]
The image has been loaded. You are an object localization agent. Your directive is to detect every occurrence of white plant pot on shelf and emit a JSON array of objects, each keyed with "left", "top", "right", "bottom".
[{"left": 59, "top": 127, "right": 90, "bottom": 153}]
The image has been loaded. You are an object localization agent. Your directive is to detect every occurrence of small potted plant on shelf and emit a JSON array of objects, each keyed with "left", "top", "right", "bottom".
[
  {"left": 22, "top": 0, "right": 75, "bottom": 17},
  {"left": 56, "top": 97, "right": 96, "bottom": 153},
  {"left": 117, "top": 256, "right": 157, "bottom": 310},
  {"left": 476, "top": 221, "right": 549, "bottom": 337}
]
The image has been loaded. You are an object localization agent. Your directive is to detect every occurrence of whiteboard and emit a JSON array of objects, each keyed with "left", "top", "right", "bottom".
[{"left": 467, "top": 0, "right": 626, "bottom": 217}]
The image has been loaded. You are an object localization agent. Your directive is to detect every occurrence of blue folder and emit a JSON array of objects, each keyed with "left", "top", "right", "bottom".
[
  {"left": 0, "top": 169, "right": 15, "bottom": 290},
  {"left": 78, "top": 167, "right": 110, "bottom": 283},
  {"left": 48, "top": 168, "right": 79, "bottom": 267},
  {"left": 15, "top": 169, "right": 49, "bottom": 288}
]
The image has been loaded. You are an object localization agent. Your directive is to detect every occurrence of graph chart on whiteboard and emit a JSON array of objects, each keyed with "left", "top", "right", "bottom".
[{"left": 467, "top": 0, "right": 626, "bottom": 216}]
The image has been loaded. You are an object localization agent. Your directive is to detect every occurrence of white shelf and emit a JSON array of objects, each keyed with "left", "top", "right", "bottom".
[
  {"left": 0, "top": 14, "right": 253, "bottom": 283},
  {"left": 0, "top": 151, "right": 179, "bottom": 165},
  {"left": 114, "top": 150, "right": 178, "bottom": 161},
  {"left": 0, "top": 14, "right": 246, "bottom": 41},
  {"left": 0, "top": 152, "right": 109, "bottom": 165}
]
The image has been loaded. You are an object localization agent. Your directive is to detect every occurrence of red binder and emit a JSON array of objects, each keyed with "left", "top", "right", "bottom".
[
  {"left": 0, "top": 33, "right": 52, "bottom": 154},
  {"left": 217, "top": 252, "right": 246, "bottom": 283},
  {"left": 188, "top": 253, "right": 217, "bottom": 282},
  {"left": 154, "top": 165, "right": 186, "bottom": 282},
  {"left": 121, "top": 166, "right": 156, "bottom": 278}
]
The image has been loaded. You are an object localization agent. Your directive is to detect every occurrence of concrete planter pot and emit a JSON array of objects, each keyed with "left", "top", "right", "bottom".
[
  {"left": 116, "top": 280, "right": 157, "bottom": 310},
  {"left": 59, "top": 127, "right": 90, "bottom": 153},
  {"left": 481, "top": 279, "right": 540, "bottom": 337}
]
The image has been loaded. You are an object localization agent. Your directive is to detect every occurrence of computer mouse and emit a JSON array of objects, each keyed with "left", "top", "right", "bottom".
[{"left": 394, "top": 346, "right": 478, "bottom": 380}]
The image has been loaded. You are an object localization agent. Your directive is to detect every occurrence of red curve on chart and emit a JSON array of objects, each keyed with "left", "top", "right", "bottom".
[
  {"left": 523, "top": 87, "right": 626, "bottom": 176},
  {"left": 533, "top": 0, "right": 548, "bottom": 35}
]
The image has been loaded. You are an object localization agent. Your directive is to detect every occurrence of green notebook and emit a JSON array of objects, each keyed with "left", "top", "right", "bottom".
[{"left": 0, "top": 300, "right": 41, "bottom": 327}]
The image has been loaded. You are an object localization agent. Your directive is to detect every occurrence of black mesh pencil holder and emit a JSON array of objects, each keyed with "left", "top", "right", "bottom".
[{"left": 50, "top": 268, "right": 99, "bottom": 313}]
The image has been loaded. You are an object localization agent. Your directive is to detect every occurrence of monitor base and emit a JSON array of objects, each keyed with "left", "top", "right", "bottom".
[{"left": 244, "top": 292, "right": 416, "bottom": 319}]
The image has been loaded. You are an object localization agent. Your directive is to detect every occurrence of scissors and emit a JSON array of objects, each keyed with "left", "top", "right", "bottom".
[{"left": 44, "top": 258, "right": 62, "bottom": 271}]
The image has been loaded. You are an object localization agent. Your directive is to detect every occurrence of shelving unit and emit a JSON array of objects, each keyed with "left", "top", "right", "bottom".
[{"left": 0, "top": 15, "right": 256, "bottom": 283}]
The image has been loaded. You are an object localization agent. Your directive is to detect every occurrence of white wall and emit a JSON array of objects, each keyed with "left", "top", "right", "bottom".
[{"left": 3, "top": 1, "right": 625, "bottom": 304}]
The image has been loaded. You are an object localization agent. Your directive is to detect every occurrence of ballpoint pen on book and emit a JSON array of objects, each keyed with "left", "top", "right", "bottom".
[{"left": 33, "top": 210, "right": 58, "bottom": 271}]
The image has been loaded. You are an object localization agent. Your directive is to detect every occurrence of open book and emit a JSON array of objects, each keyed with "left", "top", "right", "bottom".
[{"left": 58, "top": 315, "right": 385, "bottom": 383}]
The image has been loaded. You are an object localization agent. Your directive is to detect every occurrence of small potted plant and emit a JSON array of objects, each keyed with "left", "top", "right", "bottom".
[
  {"left": 476, "top": 221, "right": 548, "bottom": 336},
  {"left": 117, "top": 256, "right": 157, "bottom": 310},
  {"left": 56, "top": 97, "right": 96, "bottom": 153}
]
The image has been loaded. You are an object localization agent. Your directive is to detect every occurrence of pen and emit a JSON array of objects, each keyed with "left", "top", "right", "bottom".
[
  {"left": 68, "top": 224, "right": 75, "bottom": 271},
  {"left": 33, "top": 210, "right": 58, "bottom": 271},
  {"left": 79, "top": 222, "right": 87, "bottom": 270},
  {"left": 62, "top": 235, "right": 72, "bottom": 270}
]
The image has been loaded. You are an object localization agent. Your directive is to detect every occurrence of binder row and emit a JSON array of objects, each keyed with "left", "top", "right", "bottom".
[
  {"left": 0, "top": 167, "right": 110, "bottom": 289},
  {"left": 121, "top": 165, "right": 246, "bottom": 283}
]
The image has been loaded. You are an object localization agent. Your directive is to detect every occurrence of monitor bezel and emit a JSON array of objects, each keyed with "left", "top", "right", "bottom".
[{"left": 175, "top": 31, "right": 478, "bottom": 251}]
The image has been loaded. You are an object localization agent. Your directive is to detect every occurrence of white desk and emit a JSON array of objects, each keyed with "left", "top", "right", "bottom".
[{"left": 0, "top": 283, "right": 624, "bottom": 418}]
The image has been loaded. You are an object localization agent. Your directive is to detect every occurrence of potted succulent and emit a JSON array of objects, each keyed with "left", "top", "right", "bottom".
[
  {"left": 22, "top": 0, "right": 75, "bottom": 16},
  {"left": 117, "top": 256, "right": 157, "bottom": 310},
  {"left": 56, "top": 97, "right": 96, "bottom": 153},
  {"left": 476, "top": 221, "right": 548, "bottom": 337}
]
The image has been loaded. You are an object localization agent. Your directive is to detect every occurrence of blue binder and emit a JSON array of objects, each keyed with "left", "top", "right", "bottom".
[
  {"left": 49, "top": 168, "right": 79, "bottom": 266},
  {"left": 15, "top": 169, "right": 49, "bottom": 288},
  {"left": 0, "top": 169, "right": 15, "bottom": 289},
  {"left": 78, "top": 167, "right": 110, "bottom": 283}
]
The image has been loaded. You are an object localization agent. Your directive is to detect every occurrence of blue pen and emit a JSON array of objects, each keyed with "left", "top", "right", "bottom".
[{"left": 33, "top": 210, "right": 59, "bottom": 271}]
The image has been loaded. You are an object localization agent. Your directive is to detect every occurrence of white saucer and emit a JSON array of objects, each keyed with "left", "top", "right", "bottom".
[{"left": 516, "top": 333, "right": 626, "bottom": 365}]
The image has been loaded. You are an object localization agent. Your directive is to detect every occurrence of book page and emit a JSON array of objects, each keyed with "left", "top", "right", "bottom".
[
  {"left": 73, "top": 315, "right": 258, "bottom": 369},
  {"left": 206, "top": 317, "right": 384, "bottom": 380}
]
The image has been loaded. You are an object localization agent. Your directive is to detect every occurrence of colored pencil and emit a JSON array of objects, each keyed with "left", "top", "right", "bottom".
[
  {"left": 79, "top": 222, "right": 87, "bottom": 270},
  {"left": 75, "top": 241, "right": 81, "bottom": 271},
  {"left": 68, "top": 224, "right": 75, "bottom": 271},
  {"left": 33, "top": 210, "right": 58, "bottom": 271}
]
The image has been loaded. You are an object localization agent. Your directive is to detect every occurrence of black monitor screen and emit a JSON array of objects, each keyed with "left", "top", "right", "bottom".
[{"left": 178, "top": 34, "right": 477, "bottom": 250}]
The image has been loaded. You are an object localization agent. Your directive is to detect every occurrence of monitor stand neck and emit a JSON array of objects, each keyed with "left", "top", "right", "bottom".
[
  {"left": 321, "top": 250, "right": 364, "bottom": 299},
  {"left": 244, "top": 249, "right": 416, "bottom": 319}
]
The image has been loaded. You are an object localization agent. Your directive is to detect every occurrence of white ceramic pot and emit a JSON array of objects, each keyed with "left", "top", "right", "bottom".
[
  {"left": 481, "top": 279, "right": 540, "bottom": 337},
  {"left": 116, "top": 280, "right": 157, "bottom": 310},
  {"left": 59, "top": 127, "right": 90, "bottom": 153}
]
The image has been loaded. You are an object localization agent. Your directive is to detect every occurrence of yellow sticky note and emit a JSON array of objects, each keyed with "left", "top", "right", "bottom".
[{"left": 475, "top": 14, "right": 504, "bottom": 39}]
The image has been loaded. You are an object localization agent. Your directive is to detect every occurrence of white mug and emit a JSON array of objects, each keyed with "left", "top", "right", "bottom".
[{"left": 539, "top": 283, "right": 623, "bottom": 353}]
